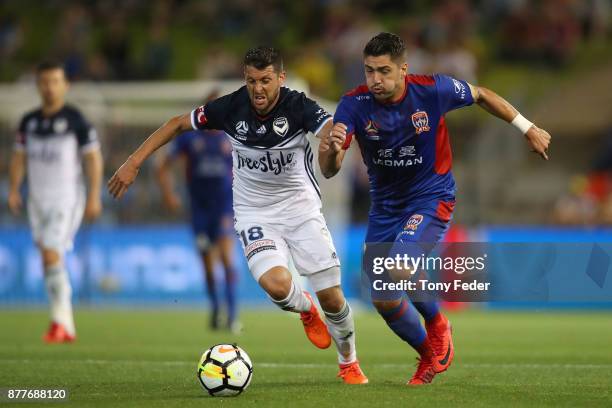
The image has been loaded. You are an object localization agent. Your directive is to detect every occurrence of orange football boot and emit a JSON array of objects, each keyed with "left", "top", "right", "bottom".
[
  {"left": 426, "top": 313, "right": 454, "bottom": 373},
  {"left": 299, "top": 292, "right": 331, "bottom": 349},
  {"left": 337, "top": 361, "right": 369, "bottom": 384},
  {"left": 43, "top": 322, "right": 76, "bottom": 344},
  {"left": 407, "top": 357, "right": 436, "bottom": 385}
]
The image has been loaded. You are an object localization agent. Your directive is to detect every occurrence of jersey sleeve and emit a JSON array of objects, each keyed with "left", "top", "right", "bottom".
[
  {"left": 190, "top": 94, "right": 231, "bottom": 131},
  {"left": 301, "top": 94, "right": 332, "bottom": 136},
  {"left": 434, "top": 74, "right": 474, "bottom": 115},
  {"left": 14, "top": 116, "right": 27, "bottom": 152},
  {"left": 74, "top": 112, "right": 100, "bottom": 153},
  {"left": 333, "top": 97, "right": 356, "bottom": 150}
]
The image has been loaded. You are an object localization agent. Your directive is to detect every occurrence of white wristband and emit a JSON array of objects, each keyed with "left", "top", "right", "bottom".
[{"left": 511, "top": 114, "right": 533, "bottom": 135}]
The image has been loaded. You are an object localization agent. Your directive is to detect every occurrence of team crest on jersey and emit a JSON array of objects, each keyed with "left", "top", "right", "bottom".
[
  {"left": 364, "top": 120, "right": 380, "bottom": 140},
  {"left": 53, "top": 118, "right": 68, "bottom": 134},
  {"left": 273, "top": 117, "right": 289, "bottom": 137},
  {"left": 404, "top": 214, "right": 424, "bottom": 234},
  {"left": 411, "top": 111, "right": 430, "bottom": 134}
]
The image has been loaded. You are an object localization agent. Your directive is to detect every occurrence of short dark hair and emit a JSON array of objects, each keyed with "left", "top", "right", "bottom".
[
  {"left": 244, "top": 46, "right": 283, "bottom": 72},
  {"left": 363, "top": 32, "right": 406, "bottom": 63},
  {"left": 36, "top": 61, "right": 65, "bottom": 76}
]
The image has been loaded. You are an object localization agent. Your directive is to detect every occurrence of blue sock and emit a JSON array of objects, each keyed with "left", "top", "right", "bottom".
[
  {"left": 410, "top": 301, "right": 440, "bottom": 322},
  {"left": 224, "top": 266, "right": 237, "bottom": 325},
  {"left": 378, "top": 298, "right": 427, "bottom": 350}
]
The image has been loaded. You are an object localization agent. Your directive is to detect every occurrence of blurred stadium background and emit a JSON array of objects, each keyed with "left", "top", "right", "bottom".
[{"left": 1, "top": 0, "right": 611, "bottom": 308}]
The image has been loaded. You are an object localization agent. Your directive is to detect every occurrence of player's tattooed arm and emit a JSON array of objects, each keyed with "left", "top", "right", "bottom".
[
  {"left": 8, "top": 150, "right": 26, "bottom": 215},
  {"left": 83, "top": 149, "right": 103, "bottom": 221},
  {"left": 468, "top": 83, "right": 551, "bottom": 160},
  {"left": 318, "top": 121, "right": 348, "bottom": 178},
  {"left": 108, "top": 113, "right": 192, "bottom": 199}
]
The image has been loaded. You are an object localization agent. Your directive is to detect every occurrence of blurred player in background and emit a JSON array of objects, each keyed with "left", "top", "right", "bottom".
[
  {"left": 109, "top": 46, "right": 368, "bottom": 384},
  {"left": 8, "top": 61, "right": 103, "bottom": 343},
  {"left": 320, "top": 32, "right": 551, "bottom": 385},
  {"left": 156, "top": 90, "right": 239, "bottom": 332}
]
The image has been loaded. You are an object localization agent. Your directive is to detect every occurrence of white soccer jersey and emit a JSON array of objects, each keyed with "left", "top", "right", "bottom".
[
  {"left": 15, "top": 105, "right": 99, "bottom": 203},
  {"left": 190, "top": 86, "right": 331, "bottom": 220}
]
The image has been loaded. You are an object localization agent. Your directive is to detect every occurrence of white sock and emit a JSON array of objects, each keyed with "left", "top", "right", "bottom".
[
  {"left": 325, "top": 301, "right": 357, "bottom": 365},
  {"left": 269, "top": 280, "right": 311, "bottom": 313},
  {"left": 44, "top": 264, "right": 76, "bottom": 336}
]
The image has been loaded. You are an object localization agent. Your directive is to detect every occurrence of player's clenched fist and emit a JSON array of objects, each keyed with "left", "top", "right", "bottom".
[
  {"left": 108, "top": 159, "right": 139, "bottom": 199},
  {"left": 525, "top": 126, "right": 552, "bottom": 160},
  {"left": 321, "top": 122, "right": 347, "bottom": 153}
]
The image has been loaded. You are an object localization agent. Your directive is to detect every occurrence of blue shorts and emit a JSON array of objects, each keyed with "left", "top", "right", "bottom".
[
  {"left": 364, "top": 200, "right": 454, "bottom": 301},
  {"left": 190, "top": 197, "right": 233, "bottom": 250}
]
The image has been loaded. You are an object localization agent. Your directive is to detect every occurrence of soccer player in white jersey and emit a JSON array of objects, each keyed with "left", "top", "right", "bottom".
[
  {"left": 108, "top": 47, "right": 368, "bottom": 384},
  {"left": 8, "top": 61, "right": 103, "bottom": 343}
]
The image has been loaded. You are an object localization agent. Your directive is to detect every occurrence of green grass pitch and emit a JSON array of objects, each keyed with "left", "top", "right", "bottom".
[{"left": 0, "top": 308, "right": 611, "bottom": 407}]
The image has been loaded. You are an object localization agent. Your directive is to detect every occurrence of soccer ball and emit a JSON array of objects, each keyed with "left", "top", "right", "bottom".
[{"left": 197, "top": 343, "right": 253, "bottom": 397}]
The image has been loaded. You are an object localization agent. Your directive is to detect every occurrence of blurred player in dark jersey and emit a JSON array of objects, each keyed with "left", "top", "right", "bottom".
[
  {"left": 156, "top": 90, "right": 238, "bottom": 332},
  {"left": 8, "top": 61, "right": 103, "bottom": 343},
  {"left": 320, "top": 32, "right": 551, "bottom": 385}
]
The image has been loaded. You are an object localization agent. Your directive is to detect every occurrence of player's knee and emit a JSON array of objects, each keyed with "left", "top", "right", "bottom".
[
  {"left": 316, "top": 286, "right": 345, "bottom": 313},
  {"left": 372, "top": 299, "right": 402, "bottom": 314},
  {"left": 258, "top": 267, "right": 292, "bottom": 300},
  {"left": 40, "top": 248, "right": 61, "bottom": 268}
]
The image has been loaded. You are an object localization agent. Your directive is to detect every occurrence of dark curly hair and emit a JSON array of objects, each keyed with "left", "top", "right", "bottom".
[
  {"left": 244, "top": 46, "right": 283, "bottom": 72},
  {"left": 363, "top": 32, "right": 406, "bottom": 63}
]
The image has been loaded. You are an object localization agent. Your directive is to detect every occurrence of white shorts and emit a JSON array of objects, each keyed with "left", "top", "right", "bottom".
[
  {"left": 28, "top": 194, "right": 85, "bottom": 253},
  {"left": 235, "top": 212, "right": 341, "bottom": 292}
]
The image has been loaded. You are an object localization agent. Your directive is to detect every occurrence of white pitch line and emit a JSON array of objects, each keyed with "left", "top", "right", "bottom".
[{"left": 1, "top": 359, "right": 611, "bottom": 370}]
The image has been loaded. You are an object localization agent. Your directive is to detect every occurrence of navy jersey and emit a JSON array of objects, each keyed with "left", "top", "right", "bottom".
[
  {"left": 15, "top": 104, "right": 99, "bottom": 202},
  {"left": 190, "top": 86, "right": 331, "bottom": 219},
  {"left": 169, "top": 129, "right": 233, "bottom": 207},
  {"left": 334, "top": 74, "right": 473, "bottom": 214}
]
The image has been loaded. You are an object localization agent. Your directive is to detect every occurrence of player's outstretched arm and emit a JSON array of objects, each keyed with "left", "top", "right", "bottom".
[
  {"left": 469, "top": 84, "right": 551, "bottom": 160},
  {"left": 83, "top": 148, "right": 104, "bottom": 221},
  {"left": 108, "top": 113, "right": 192, "bottom": 199},
  {"left": 8, "top": 150, "right": 25, "bottom": 215},
  {"left": 155, "top": 150, "right": 182, "bottom": 213},
  {"left": 318, "top": 121, "right": 348, "bottom": 178}
]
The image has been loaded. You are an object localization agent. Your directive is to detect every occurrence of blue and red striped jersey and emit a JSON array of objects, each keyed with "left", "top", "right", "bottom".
[{"left": 334, "top": 74, "right": 473, "bottom": 214}]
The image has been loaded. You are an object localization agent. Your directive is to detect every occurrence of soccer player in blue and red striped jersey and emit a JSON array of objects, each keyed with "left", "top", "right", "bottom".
[{"left": 319, "top": 32, "right": 551, "bottom": 385}]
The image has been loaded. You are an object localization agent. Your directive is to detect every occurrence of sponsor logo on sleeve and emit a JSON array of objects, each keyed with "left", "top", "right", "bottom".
[
  {"left": 452, "top": 78, "right": 467, "bottom": 100},
  {"left": 195, "top": 106, "right": 207, "bottom": 126}
]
